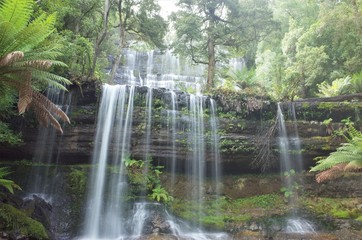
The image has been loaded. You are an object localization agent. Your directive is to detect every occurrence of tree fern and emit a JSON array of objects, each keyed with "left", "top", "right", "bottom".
[
  {"left": 0, "top": 0, "right": 33, "bottom": 40},
  {"left": 310, "top": 137, "right": 362, "bottom": 182},
  {"left": 0, "top": 0, "right": 71, "bottom": 133}
]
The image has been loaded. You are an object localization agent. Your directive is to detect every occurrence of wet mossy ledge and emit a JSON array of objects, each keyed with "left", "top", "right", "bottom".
[
  {"left": 1, "top": 82, "right": 361, "bottom": 174},
  {"left": 0, "top": 164, "right": 361, "bottom": 239}
]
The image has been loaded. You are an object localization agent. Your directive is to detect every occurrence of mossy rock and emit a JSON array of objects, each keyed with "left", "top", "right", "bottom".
[{"left": 0, "top": 203, "right": 49, "bottom": 239}]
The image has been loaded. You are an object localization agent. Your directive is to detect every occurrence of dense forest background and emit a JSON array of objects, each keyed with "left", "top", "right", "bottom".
[{"left": 0, "top": 0, "right": 362, "bottom": 143}]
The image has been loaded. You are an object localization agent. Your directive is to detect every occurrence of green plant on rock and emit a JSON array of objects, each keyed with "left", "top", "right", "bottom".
[
  {"left": 0, "top": 167, "right": 21, "bottom": 194},
  {"left": 0, "top": 121, "right": 22, "bottom": 145},
  {"left": 125, "top": 157, "right": 173, "bottom": 203},
  {"left": 310, "top": 136, "right": 362, "bottom": 182},
  {"left": 310, "top": 119, "right": 362, "bottom": 182},
  {"left": 149, "top": 185, "right": 173, "bottom": 203},
  {"left": 0, "top": 203, "right": 48, "bottom": 239}
]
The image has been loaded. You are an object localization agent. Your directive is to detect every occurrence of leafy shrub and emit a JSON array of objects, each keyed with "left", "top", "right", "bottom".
[{"left": 317, "top": 76, "right": 351, "bottom": 97}]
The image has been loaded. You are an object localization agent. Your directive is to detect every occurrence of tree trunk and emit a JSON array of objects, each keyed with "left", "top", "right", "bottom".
[
  {"left": 110, "top": 0, "right": 126, "bottom": 83},
  {"left": 207, "top": 38, "right": 216, "bottom": 91},
  {"left": 294, "top": 93, "right": 362, "bottom": 102},
  {"left": 206, "top": 14, "right": 216, "bottom": 91},
  {"left": 89, "top": 0, "right": 111, "bottom": 78}
]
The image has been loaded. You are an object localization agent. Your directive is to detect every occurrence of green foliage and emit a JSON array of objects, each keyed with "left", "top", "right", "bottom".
[
  {"left": 256, "top": 1, "right": 362, "bottom": 99},
  {"left": 0, "top": 167, "right": 21, "bottom": 194},
  {"left": 58, "top": 31, "right": 94, "bottom": 77},
  {"left": 0, "top": 122, "right": 22, "bottom": 145},
  {"left": 67, "top": 167, "right": 87, "bottom": 197},
  {"left": 171, "top": 0, "right": 276, "bottom": 89},
  {"left": 170, "top": 194, "right": 286, "bottom": 229},
  {"left": 302, "top": 197, "right": 361, "bottom": 220},
  {"left": 0, "top": 203, "right": 48, "bottom": 239},
  {"left": 317, "top": 76, "right": 351, "bottom": 97},
  {"left": 280, "top": 169, "right": 300, "bottom": 200},
  {"left": 310, "top": 136, "right": 362, "bottom": 172},
  {"left": 149, "top": 185, "right": 173, "bottom": 203},
  {"left": 351, "top": 70, "right": 362, "bottom": 93},
  {"left": 0, "top": 2, "right": 64, "bottom": 71},
  {"left": 0, "top": 0, "right": 71, "bottom": 133},
  {"left": 125, "top": 157, "right": 172, "bottom": 203}
]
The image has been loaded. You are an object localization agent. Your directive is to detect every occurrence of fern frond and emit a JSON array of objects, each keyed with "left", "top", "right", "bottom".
[
  {"left": 7, "top": 17, "right": 55, "bottom": 53},
  {"left": 0, "top": 21, "right": 16, "bottom": 55},
  {"left": 0, "top": 0, "right": 33, "bottom": 35},
  {"left": 31, "top": 70, "right": 71, "bottom": 87},
  {"left": 315, "top": 163, "right": 346, "bottom": 183},
  {"left": 311, "top": 137, "right": 362, "bottom": 172},
  {"left": 26, "top": 44, "right": 64, "bottom": 60},
  {"left": 32, "top": 91, "right": 70, "bottom": 124},
  {"left": 344, "top": 160, "right": 362, "bottom": 171},
  {"left": 0, "top": 51, "right": 24, "bottom": 66},
  {"left": 32, "top": 98, "right": 63, "bottom": 134},
  {"left": 19, "top": 60, "right": 52, "bottom": 70},
  {"left": 17, "top": 74, "right": 32, "bottom": 114}
]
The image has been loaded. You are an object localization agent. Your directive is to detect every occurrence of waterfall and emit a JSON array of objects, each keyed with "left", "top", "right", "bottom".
[
  {"left": 168, "top": 90, "right": 178, "bottom": 188},
  {"left": 277, "top": 103, "right": 292, "bottom": 175},
  {"left": 230, "top": 57, "right": 246, "bottom": 73},
  {"left": 210, "top": 99, "right": 221, "bottom": 196},
  {"left": 113, "top": 49, "right": 206, "bottom": 93},
  {"left": 188, "top": 94, "right": 205, "bottom": 221},
  {"left": 28, "top": 88, "right": 72, "bottom": 196},
  {"left": 79, "top": 48, "right": 226, "bottom": 239},
  {"left": 276, "top": 103, "right": 315, "bottom": 234},
  {"left": 81, "top": 84, "right": 135, "bottom": 239}
]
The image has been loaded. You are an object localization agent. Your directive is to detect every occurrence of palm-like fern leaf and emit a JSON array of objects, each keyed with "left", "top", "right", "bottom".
[
  {"left": 17, "top": 73, "right": 32, "bottom": 114},
  {"left": 315, "top": 163, "right": 346, "bottom": 183},
  {"left": 0, "top": 51, "right": 24, "bottom": 66},
  {"left": 32, "top": 91, "right": 70, "bottom": 124},
  {"left": 0, "top": 167, "right": 22, "bottom": 194},
  {"left": 0, "top": 0, "right": 33, "bottom": 29},
  {"left": 0, "top": 0, "right": 71, "bottom": 133},
  {"left": 9, "top": 13, "right": 56, "bottom": 53},
  {"left": 311, "top": 137, "right": 362, "bottom": 182}
]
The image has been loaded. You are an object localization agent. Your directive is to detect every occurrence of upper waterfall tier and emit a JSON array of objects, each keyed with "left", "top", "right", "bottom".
[{"left": 109, "top": 49, "right": 206, "bottom": 93}]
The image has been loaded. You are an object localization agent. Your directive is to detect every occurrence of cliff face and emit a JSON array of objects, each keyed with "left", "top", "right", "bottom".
[{"left": 1, "top": 82, "right": 360, "bottom": 174}]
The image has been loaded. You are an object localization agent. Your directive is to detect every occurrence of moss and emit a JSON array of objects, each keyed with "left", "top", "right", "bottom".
[
  {"left": 170, "top": 194, "right": 287, "bottom": 231},
  {"left": 0, "top": 203, "right": 49, "bottom": 239},
  {"left": 301, "top": 197, "right": 362, "bottom": 220},
  {"left": 331, "top": 209, "right": 350, "bottom": 219},
  {"left": 201, "top": 215, "right": 226, "bottom": 229}
]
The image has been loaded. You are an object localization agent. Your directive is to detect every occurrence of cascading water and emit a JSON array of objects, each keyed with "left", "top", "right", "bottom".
[
  {"left": 277, "top": 103, "right": 315, "bottom": 234},
  {"left": 25, "top": 88, "right": 72, "bottom": 239},
  {"left": 210, "top": 99, "right": 222, "bottom": 197},
  {"left": 79, "top": 49, "right": 227, "bottom": 239},
  {"left": 114, "top": 49, "right": 206, "bottom": 92},
  {"left": 188, "top": 94, "right": 206, "bottom": 222},
  {"left": 168, "top": 90, "right": 178, "bottom": 188},
  {"left": 28, "top": 88, "right": 72, "bottom": 195},
  {"left": 81, "top": 84, "right": 135, "bottom": 239}
]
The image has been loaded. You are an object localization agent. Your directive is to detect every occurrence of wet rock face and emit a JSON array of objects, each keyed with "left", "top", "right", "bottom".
[
  {"left": 1, "top": 82, "right": 359, "bottom": 174},
  {"left": 304, "top": 173, "right": 362, "bottom": 198}
]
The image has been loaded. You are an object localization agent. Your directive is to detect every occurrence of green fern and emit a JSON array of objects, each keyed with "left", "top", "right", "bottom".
[
  {"left": 0, "top": 167, "right": 21, "bottom": 194},
  {"left": 0, "top": 0, "right": 71, "bottom": 133},
  {"left": 310, "top": 137, "right": 362, "bottom": 172}
]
